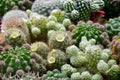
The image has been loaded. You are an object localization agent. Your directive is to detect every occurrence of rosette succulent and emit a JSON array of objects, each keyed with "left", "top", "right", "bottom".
[
  {"left": 0, "top": 48, "right": 46, "bottom": 76},
  {"left": 0, "top": 0, "right": 33, "bottom": 16}
]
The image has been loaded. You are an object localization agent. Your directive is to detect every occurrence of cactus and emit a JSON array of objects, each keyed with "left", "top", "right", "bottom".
[
  {"left": 103, "top": 0, "right": 120, "bottom": 19},
  {"left": 4, "top": 28, "right": 27, "bottom": 47},
  {"left": 0, "top": 0, "right": 33, "bottom": 16},
  {"left": 48, "top": 31, "right": 72, "bottom": 51},
  {"left": 108, "top": 59, "right": 117, "bottom": 68},
  {"left": 80, "top": 71, "right": 92, "bottom": 80},
  {"left": 61, "top": 64, "right": 77, "bottom": 76},
  {"left": 30, "top": 42, "right": 50, "bottom": 59},
  {"left": 63, "top": 0, "right": 104, "bottom": 22},
  {"left": 2, "top": 10, "right": 28, "bottom": 22},
  {"left": 71, "top": 72, "right": 81, "bottom": 80},
  {"left": 0, "top": 48, "right": 46, "bottom": 76},
  {"left": 47, "top": 49, "right": 67, "bottom": 69},
  {"left": 106, "top": 65, "right": 120, "bottom": 80},
  {"left": 43, "top": 69, "right": 69, "bottom": 80},
  {"left": 72, "top": 21, "right": 103, "bottom": 46},
  {"left": 31, "top": 0, "right": 64, "bottom": 16},
  {"left": 92, "top": 74, "right": 103, "bottom": 80},
  {"left": 105, "top": 17, "right": 120, "bottom": 39}
]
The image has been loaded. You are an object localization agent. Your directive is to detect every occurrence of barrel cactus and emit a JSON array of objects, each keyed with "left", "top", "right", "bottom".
[
  {"left": 0, "top": 0, "right": 33, "bottom": 16},
  {"left": 72, "top": 21, "right": 103, "bottom": 46},
  {"left": 63, "top": 0, "right": 104, "bottom": 22},
  {"left": 48, "top": 31, "right": 72, "bottom": 51},
  {"left": 105, "top": 17, "right": 120, "bottom": 39},
  {"left": 31, "top": 0, "right": 64, "bottom": 16},
  {"left": 0, "top": 47, "right": 46, "bottom": 76},
  {"left": 4, "top": 28, "right": 27, "bottom": 48},
  {"left": 30, "top": 42, "right": 50, "bottom": 59},
  {"left": 47, "top": 49, "right": 67, "bottom": 69}
]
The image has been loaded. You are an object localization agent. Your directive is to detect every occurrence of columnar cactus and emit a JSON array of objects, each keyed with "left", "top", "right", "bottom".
[
  {"left": 0, "top": 0, "right": 33, "bottom": 16},
  {"left": 63, "top": 0, "right": 104, "bottom": 22},
  {"left": 31, "top": 0, "right": 64, "bottom": 16},
  {"left": 0, "top": 48, "right": 46, "bottom": 76},
  {"left": 48, "top": 31, "right": 72, "bottom": 51}
]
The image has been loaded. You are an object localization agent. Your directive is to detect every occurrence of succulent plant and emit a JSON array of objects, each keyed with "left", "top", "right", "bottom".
[
  {"left": 105, "top": 17, "right": 120, "bottom": 39},
  {"left": 30, "top": 42, "right": 50, "bottom": 59},
  {"left": 108, "top": 59, "right": 117, "bottom": 68},
  {"left": 43, "top": 69, "right": 69, "bottom": 80},
  {"left": 61, "top": 64, "right": 77, "bottom": 76},
  {"left": 72, "top": 21, "right": 104, "bottom": 46},
  {"left": 48, "top": 31, "right": 72, "bottom": 51},
  {"left": 2, "top": 10, "right": 28, "bottom": 22},
  {"left": 103, "top": 0, "right": 120, "bottom": 19},
  {"left": 80, "top": 71, "right": 92, "bottom": 80},
  {"left": 92, "top": 74, "right": 103, "bottom": 80},
  {"left": 71, "top": 72, "right": 81, "bottom": 80},
  {"left": 31, "top": 0, "right": 64, "bottom": 16},
  {"left": 4, "top": 28, "right": 27, "bottom": 48},
  {"left": 0, "top": 0, "right": 33, "bottom": 16},
  {"left": 106, "top": 65, "right": 120, "bottom": 80},
  {"left": 47, "top": 49, "right": 67, "bottom": 69},
  {"left": 63, "top": 0, "right": 104, "bottom": 22},
  {"left": 0, "top": 47, "right": 46, "bottom": 76}
]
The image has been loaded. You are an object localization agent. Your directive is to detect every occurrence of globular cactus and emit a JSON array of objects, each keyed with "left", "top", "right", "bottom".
[
  {"left": 80, "top": 71, "right": 92, "bottom": 80},
  {"left": 48, "top": 31, "right": 72, "bottom": 51},
  {"left": 63, "top": 0, "right": 104, "bottom": 22},
  {"left": 72, "top": 21, "right": 104, "bottom": 46},
  {"left": 61, "top": 64, "right": 77, "bottom": 76},
  {"left": 105, "top": 17, "right": 120, "bottom": 39},
  {"left": 30, "top": 42, "right": 50, "bottom": 59},
  {"left": 2, "top": 10, "right": 28, "bottom": 22},
  {"left": 106, "top": 65, "right": 120, "bottom": 80},
  {"left": 47, "top": 49, "right": 67, "bottom": 69},
  {"left": 0, "top": 0, "right": 33, "bottom": 16},
  {"left": 110, "top": 35, "right": 120, "bottom": 64},
  {"left": 0, "top": 48, "right": 46, "bottom": 76},
  {"left": 92, "top": 74, "right": 103, "bottom": 80},
  {"left": 31, "top": 0, "right": 64, "bottom": 16},
  {"left": 43, "top": 69, "right": 69, "bottom": 80},
  {"left": 4, "top": 28, "right": 27, "bottom": 48},
  {"left": 71, "top": 72, "right": 81, "bottom": 80}
]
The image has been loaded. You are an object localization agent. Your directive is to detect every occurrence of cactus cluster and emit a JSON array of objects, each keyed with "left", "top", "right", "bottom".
[
  {"left": 63, "top": 0, "right": 104, "bottom": 22},
  {"left": 105, "top": 17, "right": 120, "bottom": 39},
  {"left": 0, "top": 47, "right": 46, "bottom": 76},
  {"left": 0, "top": 0, "right": 33, "bottom": 16},
  {"left": 31, "top": 0, "right": 64, "bottom": 16},
  {"left": 42, "top": 69, "right": 69, "bottom": 80}
]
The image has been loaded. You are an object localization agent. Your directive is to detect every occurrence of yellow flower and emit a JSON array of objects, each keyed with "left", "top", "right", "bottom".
[
  {"left": 56, "top": 34, "right": 65, "bottom": 42},
  {"left": 10, "top": 32, "right": 19, "bottom": 39},
  {"left": 48, "top": 57, "right": 55, "bottom": 64},
  {"left": 31, "top": 46, "right": 38, "bottom": 51}
]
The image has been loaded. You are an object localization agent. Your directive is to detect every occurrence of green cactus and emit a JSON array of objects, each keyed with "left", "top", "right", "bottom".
[
  {"left": 30, "top": 42, "right": 50, "bottom": 59},
  {"left": 61, "top": 64, "right": 77, "bottom": 76},
  {"left": 4, "top": 28, "right": 27, "bottom": 48},
  {"left": 107, "top": 59, "right": 117, "bottom": 68},
  {"left": 31, "top": 0, "right": 64, "bottom": 16},
  {"left": 80, "top": 71, "right": 92, "bottom": 80},
  {"left": 48, "top": 31, "right": 72, "bottom": 51},
  {"left": 106, "top": 65, "right": 120, "bottom": 80},
  {"left": 63, "top": 0, "right": 104, "bottom": 22},
  {"left": 72, "top": 22, "right": 102, "bottom": 46},
  {"left": 71, "top": 72, "right": 81, "bottom": 80},
  {"left": 47, "top": 49, "right": 67, "bottom": 69},
  {"left": 92, "top": 74, "right": 103, "bottom": 80},
  {"left": 105, "top": 17, "right": 120, "bottom": 39},
  {"left": 2, "top": 10, "right": 28, "bottom": 22},
  {"left": 0, "top": 48, "right": 46, "bottom": 76},
  {"left": 0, "top": 0, "right": 33, "bottom": 16},
  {"left": 43, "top": 69, "right": 69, "bottom": 80}
]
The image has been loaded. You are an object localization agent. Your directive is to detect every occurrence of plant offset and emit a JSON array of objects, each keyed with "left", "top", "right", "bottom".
[{"left": 0, "top": 0, "right": 120, "bottom": 80}]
